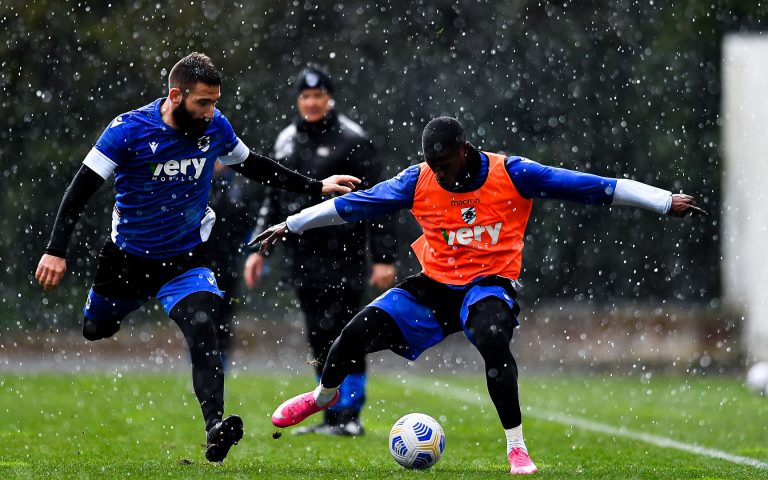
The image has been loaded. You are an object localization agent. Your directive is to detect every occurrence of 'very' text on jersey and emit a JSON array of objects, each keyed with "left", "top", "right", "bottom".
[
  {"left": 440, "top": 222, "right": 502, "bottom": 246},
  {"left": 150, "top": 158, "right": 207, "bottom": 181}
]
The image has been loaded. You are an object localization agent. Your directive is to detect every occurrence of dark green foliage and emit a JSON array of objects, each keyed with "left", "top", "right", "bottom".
[{"left": 2, "top": 1, "right": 768, "bottom": 328}]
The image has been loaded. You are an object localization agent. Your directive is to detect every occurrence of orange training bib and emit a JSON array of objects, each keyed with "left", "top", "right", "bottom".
[{"left": 410, "top": 152, "right": 532, "bottom": 285}]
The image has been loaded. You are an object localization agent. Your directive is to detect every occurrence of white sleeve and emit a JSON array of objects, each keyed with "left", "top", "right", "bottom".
[
  {"left": 83, "top": 147, "right": 117, "bottom": 179},
  {"left": 612, "top": 179, "right": 672, "bottom": 214},
  {"left": 286, "top": 199, "right": 347, "bottom": 234},
  {"left": 217, "top": 138, "right": 250, "bottom": 166}
]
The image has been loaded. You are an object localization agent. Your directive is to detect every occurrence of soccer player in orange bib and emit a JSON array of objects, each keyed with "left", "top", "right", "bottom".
[{"left": 254, "top": 117, "right": 706, "bottom": 474}]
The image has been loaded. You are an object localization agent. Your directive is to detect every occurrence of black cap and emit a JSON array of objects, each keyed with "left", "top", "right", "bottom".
[{"left": 295, "top": 66, "right": 335, "bottom": 95}]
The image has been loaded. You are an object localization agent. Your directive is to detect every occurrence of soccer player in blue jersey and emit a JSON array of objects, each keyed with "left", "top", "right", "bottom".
[
  {"left": 255, "top": 117, "right": 706, "bottom": 474},
  {"left": 34, "top": 52, "right": 359, "bottom": 463}
]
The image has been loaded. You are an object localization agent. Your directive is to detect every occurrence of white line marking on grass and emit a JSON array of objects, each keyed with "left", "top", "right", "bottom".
[
  {"left": 397, "top": 378, "right": 768, "bottom": 470},
  {"left": 529, "top": 410, "right": 768, "bottom": 470}
]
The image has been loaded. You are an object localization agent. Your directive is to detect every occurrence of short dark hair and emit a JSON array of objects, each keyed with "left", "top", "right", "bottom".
[
  {"left": 168, "top": 52, "right": 221, "bottom": 94},
  {"left": 422, "top": 117, "right": 466, "bottom": 161}
]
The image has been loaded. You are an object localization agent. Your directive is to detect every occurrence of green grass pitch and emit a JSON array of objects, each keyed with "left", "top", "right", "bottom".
[{"left": 1, "top": 371, "right": 767, "bottom": 479}]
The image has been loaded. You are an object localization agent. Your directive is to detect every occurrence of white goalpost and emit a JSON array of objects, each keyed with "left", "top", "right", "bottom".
[{"left": 722, "top": 34, "right": 768, "bottom": 364}]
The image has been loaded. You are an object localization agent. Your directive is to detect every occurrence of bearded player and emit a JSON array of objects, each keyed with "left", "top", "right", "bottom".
[{"left": 35, "top": 52, "right": 359, "bottom": 462}]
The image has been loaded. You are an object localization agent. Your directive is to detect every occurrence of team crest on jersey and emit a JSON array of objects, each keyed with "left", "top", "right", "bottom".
[
  {"left": 461, "top": 207, "right": 477, "bottom": 225},
  {"left": 197, "top": 135, "right": 211, "bottom": 153}
]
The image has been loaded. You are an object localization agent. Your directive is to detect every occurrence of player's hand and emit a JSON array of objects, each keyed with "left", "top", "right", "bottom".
[
  {"left": 369, "top": 263, "right": 397, "bottom": 290},
  {"left": 668, "top": 194, "right": 708, "bottom": 217},
  {"left": 321, "top": 174, "right": 361, "bottom": 195},
  {"left": 248, "top": 221, "right": 290, "bottom": 255},
  {"left": 36, "top": 254, "right": 67, "bottom": 292},
  {"left": 243, "top": 253, "right": 265, "bottom": 289}
]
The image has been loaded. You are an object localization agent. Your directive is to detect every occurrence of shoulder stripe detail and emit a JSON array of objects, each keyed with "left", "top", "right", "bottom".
[
  {"left": 83, "top": 147, "right": 118, "bottom": 179},
  {"left": 218, "top": 138, "right": 250, "bottom": 165}
]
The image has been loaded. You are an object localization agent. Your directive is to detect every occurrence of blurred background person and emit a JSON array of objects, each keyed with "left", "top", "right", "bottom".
[
  {"left": 244, "top": 65, "right": 398, "bottom": 436},
  {"left": 208, "top": 159, "right": 256, "bottom": 370}
]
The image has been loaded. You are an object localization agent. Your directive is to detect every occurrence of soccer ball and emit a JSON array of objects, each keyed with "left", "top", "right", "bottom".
[
  {"left": 745, "top": 361, "right": 768, "bottom": 395},
  {"left": 388, "top": 413, "right": 446, "bottom": 469}
]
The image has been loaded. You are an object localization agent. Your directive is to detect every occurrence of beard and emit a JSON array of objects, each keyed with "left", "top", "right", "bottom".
[{"left": 172, "top": 99, "right": 211, "bottom": 138}]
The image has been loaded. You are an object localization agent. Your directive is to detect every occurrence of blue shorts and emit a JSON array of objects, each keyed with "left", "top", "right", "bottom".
[
  {"left": 369, "top": 274, "right": 520, "bottom": 360},
  {"left": 83, "top": 239, "right": 223, "bottom": 326}
]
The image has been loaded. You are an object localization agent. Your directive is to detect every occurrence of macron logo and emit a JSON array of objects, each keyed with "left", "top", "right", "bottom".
[
  {"left": 149, "top": 141, "right": 159, "bottom": 153},
  {"left": 151, "top": 158, "right": 207, "bottom": 181},
  {"left": 441, "top": 222, "right": 502, "bottom": 246}
]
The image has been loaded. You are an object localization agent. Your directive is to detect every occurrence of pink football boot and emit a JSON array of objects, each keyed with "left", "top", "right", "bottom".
[
  {"left": 508, "top": 448, "right": 538, "bottom": 475},
  {"left": 272, "top": 390, "right": 340, "bottom": 428}
]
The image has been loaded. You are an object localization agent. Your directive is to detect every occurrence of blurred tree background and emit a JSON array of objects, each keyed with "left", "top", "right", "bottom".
[{"left": 1, "top": 0, "right": 767, "bottom": 330}]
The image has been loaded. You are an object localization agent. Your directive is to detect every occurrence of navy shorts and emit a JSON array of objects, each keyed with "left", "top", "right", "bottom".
[
  {"left": 368, "top": 273, "right": 520, "bottom": 360},
  {"left": 83, "top": 239, "right": 223, "bottom": 324}
]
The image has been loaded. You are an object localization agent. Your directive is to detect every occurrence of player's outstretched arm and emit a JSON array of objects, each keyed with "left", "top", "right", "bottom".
[
  {"left": 229, "top": 151, "right": 360, "bottom": 195},
  {"left": 247, "top": 197, "right": 347, "bottom": 254},
  {"left": 506, "top": 158, "right": 708, "bottom": 217},
  {"left": 667, "top": 193, "right": 708, "bottom": 217},
  {"left": 36, "top": 164, "right": 105, "bottom": 291},
  {"left": 248, "top": 165, "right": 419, "bottom": 255},
  {"left": 612, "top": 180, "right": 709, "bottom": 216}
]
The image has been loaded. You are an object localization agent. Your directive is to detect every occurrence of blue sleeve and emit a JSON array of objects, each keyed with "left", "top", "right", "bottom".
[
  {"left": 94, "top": 116, "right": 131, "bottom": 164},
  {"left": 334, "top": 165, "right": 419, "bottom": 222},
  {"left": 506, "top": 156, "right": 617, "bottom": 205}
]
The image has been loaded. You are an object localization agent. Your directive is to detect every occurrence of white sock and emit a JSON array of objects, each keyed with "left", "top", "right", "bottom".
[
  {"left": 505, "top": 424, "right": 528, "bottom": 455},
  {"left": 313, "top": 384, "right": 338, "bottom": 407}
]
